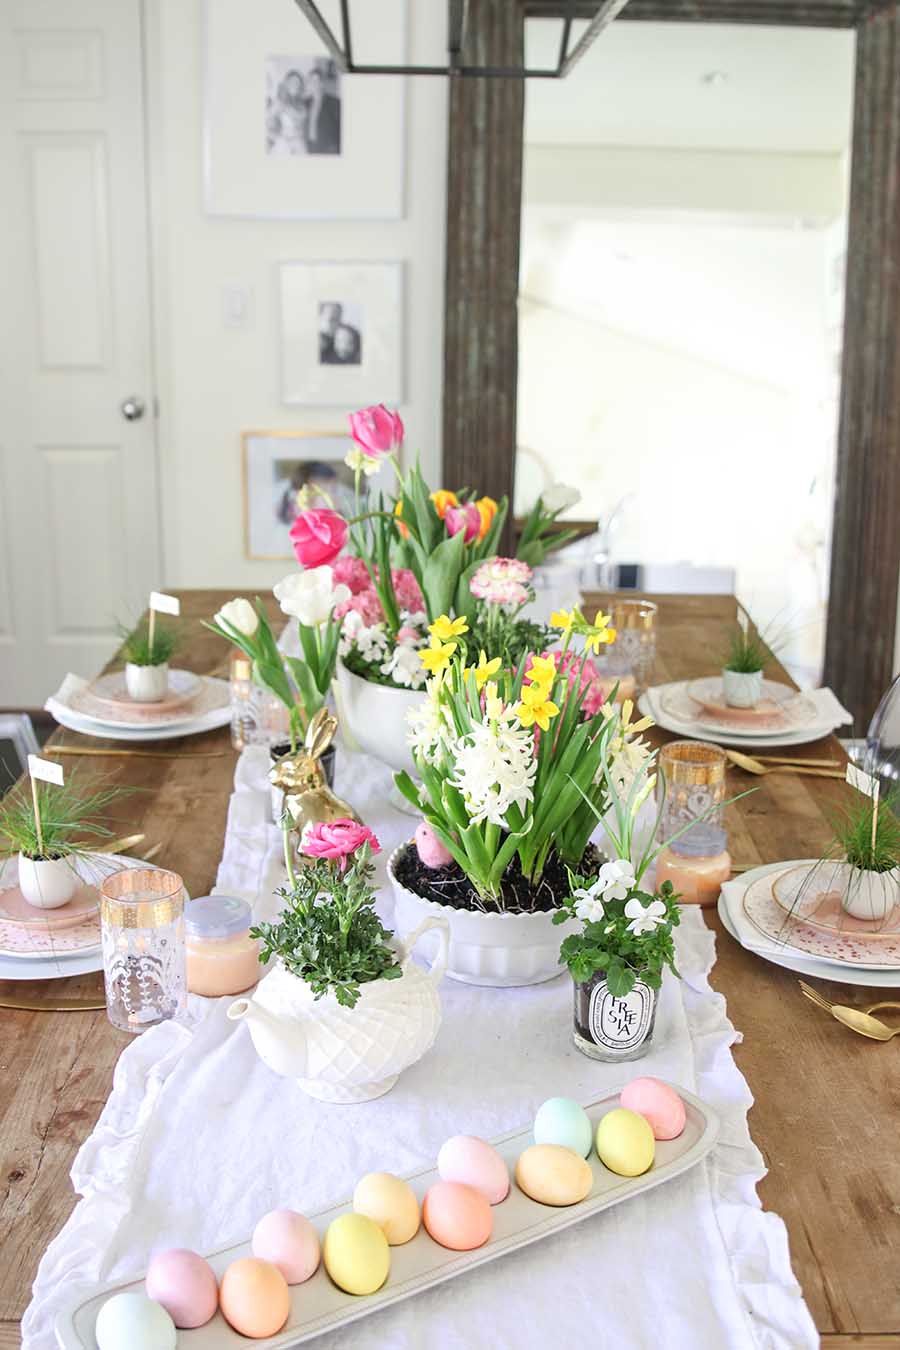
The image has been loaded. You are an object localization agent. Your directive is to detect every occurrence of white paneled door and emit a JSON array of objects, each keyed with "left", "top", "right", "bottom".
[{"left": 0, "top": 0, "right": 160, "bottom": 706}]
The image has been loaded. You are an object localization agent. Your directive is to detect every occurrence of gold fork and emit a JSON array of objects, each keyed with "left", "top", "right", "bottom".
[{"left": 798, "top": 981, "right": 900, "bottom": 1041}]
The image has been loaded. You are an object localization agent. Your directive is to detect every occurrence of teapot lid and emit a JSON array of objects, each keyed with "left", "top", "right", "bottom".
[{"left": 185, "top": 894, "right": 252, "bottom": 939}]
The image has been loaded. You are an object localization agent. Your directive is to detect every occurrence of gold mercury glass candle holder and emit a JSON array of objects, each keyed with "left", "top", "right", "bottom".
[
  {"left": 100, "top": 867, "right": 186, "bottom": 1033},
  {"left": 655, "top": 740, "right": 732, "bottom": 907},
  {"left": 603, "top": 599, "right": 658, "bottom": 696}
]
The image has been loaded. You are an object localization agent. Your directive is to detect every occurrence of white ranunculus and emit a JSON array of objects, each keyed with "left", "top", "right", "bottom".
[
  {"left": 273, "top": 567, "right": 350, "bottom": 627},
  {"left": 541, "top": 482, "right": 581, "bottom": 514},
  {"left": 214, "top": 596, "right": 258, "bottom": 637}
]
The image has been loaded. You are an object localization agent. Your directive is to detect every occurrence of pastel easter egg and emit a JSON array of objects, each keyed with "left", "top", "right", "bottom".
[
  {"left": 620, "top": 1077, "right": 687, "bottom": 1141},
  {"left": 595, "top": 1107, "right": 656, "bottom": 1177},
  {"left": 533, "top": 1097, "right": 593, "bottom": 1158},
  {"left": 219, "top": 1257, "right": 290, "bottom": 1339},
  {"left": 95, "top": 1292, "right": 176, "bottom": 1350},
  {"left": 415, "top": 821, "right": 452, "bottom": 869},
  {"left": 323, "top": 1213, "right": 390, "bottom": 1296},
  {"left": 252, "top": 1209, "right": 320, "bottom": 1284},
  {"left": 437, "top": 1135, "right": 509, "bottom": 1205},
  {"left": 353, "top": 1172, "right": 420, "bottom": 1245},
  {"left": 422, "top": 1181, "right": 493, "bottom": 1251},
  {"left": 515, "top": 1144, "right": 593, "bottom": 1207},
  {"left": 145, "top": 1248, "right": 218, "bottom": 1329}
]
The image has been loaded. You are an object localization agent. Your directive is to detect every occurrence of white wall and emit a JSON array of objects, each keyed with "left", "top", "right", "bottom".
[{"left": 146, "top": 1, "right": 447, "bottom": 591}]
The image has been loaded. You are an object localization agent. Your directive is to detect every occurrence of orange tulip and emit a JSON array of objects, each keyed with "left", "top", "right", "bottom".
[
  {"left": 475, "top": 495, "right": 498, "bottom": 540},
  {"left": 430, "top": 489, "right": 458, "bottom": 520},
  {"left": 394, "top": 498, "right": 409, "bottom": 539}
]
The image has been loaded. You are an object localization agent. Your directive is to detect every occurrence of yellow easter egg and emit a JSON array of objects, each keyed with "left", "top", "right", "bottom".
[
  {"left": 323, "top": 1213, "right": 390, "bottom": 1296},
  {"left": 514, "top": 1144, "right": 593, "bottom": 1207},
  {"left": 353, "top": 1172, "right": 420, "bottom": 1246},
  {"left": 595, "top": 1107, "right": 655, "bottom": 1177}
]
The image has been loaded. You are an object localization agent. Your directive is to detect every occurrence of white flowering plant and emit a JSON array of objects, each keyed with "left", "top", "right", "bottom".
[
  {"left": 516, "top": 482, "right": 584, "bottom": 567},
  {"left": 207, "top": 566, "right": 349, "bottom": 750},
  {"left": 394, "top": 609, "right": 648, "bottom": 905}
]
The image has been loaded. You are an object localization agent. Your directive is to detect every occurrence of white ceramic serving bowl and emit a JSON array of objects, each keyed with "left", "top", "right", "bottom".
[
  {"left": 334, "top": 660, "right": 425, "bottom": 777},
  {"left": 387, "top": 843, "right": 579, "bottom": 987},
  {"left": 125, "top": 662, "right": 169, "bottom": 703},
  {"left": 721, "top": 667, "right": 763, "bottom": 709},
  {"left": 17, "top": 854, "right": 78, "bottom": 910}
]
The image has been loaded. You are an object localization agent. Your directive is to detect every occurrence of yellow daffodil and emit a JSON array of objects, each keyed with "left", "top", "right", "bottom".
[
  {"left": 429, "top": 614, "right": 469, "bottom": 641},
  {"left": 394, "top": 498, "right": 409, "bottom": 539},
  {"left": 550, "top": 609, "right": 575, "bottom": 632},
  {"left": 619, "top": 697, "right": 655, "bottom": 736},
  {"left": 584, "top": 611, "right": 617, "bottom": 654},
  {"left": 515, "top": 681, "right": 560, "bottom": 731},
  {"left": 430, "top": 489, "right": 458, "bottom": 520},
  {"left": 526, "top": 654, "right": 557, "bottom": 688},
  {"left": 420, "top": 636, "right": 457, "bottom": 674},
  {"left": 464, "top": 650, "right": 501, "bottom": 691}
]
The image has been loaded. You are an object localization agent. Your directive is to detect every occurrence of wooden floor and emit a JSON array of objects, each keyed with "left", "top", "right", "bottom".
[{"left": 0, "top": 590, "right": 897, "bottom": 1348}]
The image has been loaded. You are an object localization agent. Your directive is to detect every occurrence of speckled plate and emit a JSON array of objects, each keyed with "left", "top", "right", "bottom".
[
  {"left": 667, "top": 678, "right": 816, "bottom": 738},
  {"left": 742, "top": 869, "right": 900, "bottom": 969},
  {"left": 85, "top": 669, "right": 202, "bottom": 718},
  {"left": 68, "top": 672, "right": 225, "bottom": 730},
  {"left": 771, "top": 862, "right": 900, "bottom": 938}
]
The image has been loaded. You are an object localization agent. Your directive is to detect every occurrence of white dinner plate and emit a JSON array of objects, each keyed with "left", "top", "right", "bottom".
[
  {"left": 46, "top": 693, "right": 231, "bottom": 743},
  {"left": 639, "top": 691, "right": 840, "bottom": 750},
  {"left": 717, "top": 861, "right": 900, "bottom": 988}
]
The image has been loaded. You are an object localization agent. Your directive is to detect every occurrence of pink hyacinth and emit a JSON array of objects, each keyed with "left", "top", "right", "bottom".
[
  {"left": 332, "top": 555, "right": 371, "bottom": 595},
  {"left": 335, "top": 588, "right": 385, "bottom": 626},
  {"left": 392, "top": 567, "right": 425, "bottom": 614}
]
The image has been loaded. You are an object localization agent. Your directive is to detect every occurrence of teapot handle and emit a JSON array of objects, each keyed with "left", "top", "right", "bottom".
[{"left": 398, "top": 915, "right": 450, "bottom": 986}]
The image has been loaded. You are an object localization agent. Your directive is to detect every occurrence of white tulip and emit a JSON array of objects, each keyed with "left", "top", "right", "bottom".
[
  {"left": 273, "top": 567, "right": 350, "bottom": 627},
  {"left": 540, "top": 482, "right": 581, "bottom": 514},
  {"left": 214, "top": 596, "right": 258, "bottom": 637}
]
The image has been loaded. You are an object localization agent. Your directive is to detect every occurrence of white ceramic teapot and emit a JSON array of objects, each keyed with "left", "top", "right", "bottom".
[{"left": 227, "top": 915, "right": 449, "bottom": 1103}]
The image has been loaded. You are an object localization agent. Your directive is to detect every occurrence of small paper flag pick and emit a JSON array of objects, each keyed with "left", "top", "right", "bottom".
[
  {"left": 27, "top": 755, "right": 64, "bottom": 857},
  {"left": 150, "top": 591, "right": 181, "bottom": 616},
  {"left": 846, "top": 762, "right": 881, "bottom": 850}
]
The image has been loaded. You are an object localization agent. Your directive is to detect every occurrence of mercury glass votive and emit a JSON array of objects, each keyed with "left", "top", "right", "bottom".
[
  {"left": 604, "top": 599, "right": 658, "bottom": 695},
  {"left": 100, "top": 868, "right": 186, "bottom": 1033},
  {"left": 655, "top": 741, "right": 731, "bottom": 907}
]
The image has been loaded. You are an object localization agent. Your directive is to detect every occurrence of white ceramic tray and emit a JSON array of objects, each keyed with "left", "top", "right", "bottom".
[{"left": 56, "top": 1085, "right": 719, "bottom": 1350}]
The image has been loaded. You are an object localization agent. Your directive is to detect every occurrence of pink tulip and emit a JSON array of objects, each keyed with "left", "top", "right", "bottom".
[
  {"left": 445, "top": 502, "right": 481, "bottom": 544},
  {"left": 348, "top": 405, "right": 404, "bottom": 462},
  {"left": 301, "top": 818, "right": 381, "bottom": 871},
  {"left": 289, "top": 509, "right": 348, "bottom": 568}
]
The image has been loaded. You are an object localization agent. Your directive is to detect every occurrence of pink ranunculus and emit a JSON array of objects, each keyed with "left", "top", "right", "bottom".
[
  {"left": 290, "top": 509, "right": 348, "bottom": 568},
  {"left": 445, "top": 502, "right": 481, "bottom": 544},
  {"left": 301, "top": 818, "right": 381, "bottom": 871},
  {"left": 332, "top": 555, "right": 371, "bottom": 595},
  {"left": 348, "top": 405, "right": 404, "bottom": 462}
]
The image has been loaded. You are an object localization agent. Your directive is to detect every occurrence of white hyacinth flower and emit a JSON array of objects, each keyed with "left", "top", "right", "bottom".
[
  {"left": 449, "top": 709, "right": 536, "bottom": 828},
  {"left": 624, "top": 897, "right": 667, "bottom": 936}
]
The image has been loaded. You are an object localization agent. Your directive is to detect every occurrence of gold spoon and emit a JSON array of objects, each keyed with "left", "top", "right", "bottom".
[
  {"left": 725, "top": 748, "right": 844, "bottom": 778},
  {"left": 799, "top": 981, "right": 900, "bottom": 1041}
]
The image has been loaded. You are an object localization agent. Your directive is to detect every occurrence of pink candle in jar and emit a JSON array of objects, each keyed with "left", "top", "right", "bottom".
[
  {"left": 185, "top": 895, "right": 261, "bottom": 996},
  {"left": 656, "top": 843, "right": 731, "bottom": 907}
]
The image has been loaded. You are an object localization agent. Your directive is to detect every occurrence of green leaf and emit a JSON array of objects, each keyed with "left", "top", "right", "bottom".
[{"left": 421, "top": 528, "right": 467, "bottom": 622}]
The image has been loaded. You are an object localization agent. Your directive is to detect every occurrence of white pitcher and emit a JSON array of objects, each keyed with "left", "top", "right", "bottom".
[{"left": 227, "top": 916, "right": 449, "bottom": 1103}]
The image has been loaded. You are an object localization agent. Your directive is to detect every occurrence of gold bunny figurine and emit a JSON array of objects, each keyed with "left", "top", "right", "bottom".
[{"left": 269, "top": 709, "right": 360, "bottom": 846}]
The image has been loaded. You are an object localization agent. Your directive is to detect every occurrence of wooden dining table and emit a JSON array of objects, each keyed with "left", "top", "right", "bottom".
[{"left": 0, "top": 589, "right": 894, "bottom": 1349}]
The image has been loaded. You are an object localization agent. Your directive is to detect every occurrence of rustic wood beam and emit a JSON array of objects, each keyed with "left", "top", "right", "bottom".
[
  {"left": 824, "top": 2, "right": 900, "bottom": 730},
  {"left": 524, "top": 0, "right": 868, "bottom": 23},
  {"left": 443, "top": 0, "right": 524, "bottom": 548}
]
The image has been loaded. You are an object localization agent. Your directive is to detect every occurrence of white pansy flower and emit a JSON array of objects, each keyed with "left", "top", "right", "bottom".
[
  {"left": 624, "top": 897, "right": 667, "bottom": 936},
  {"left": 214, "top": 596, "right": 258, "bottom": 637},
  {"left": 382, "top": 644, "right": 425, "bottom": 689},
  {"left": 593, "top": 858, "right": 636, "bottom": 902},
  {"left": 344, "top": 447, "right": 382, "bottom": 477},
  {"left": 540, "top": 482, "right": 581, "bottom": 514},
  {"left": 274, "top": 567, "right": 350, "bottom": 627},
  {"left": 574, "top": 893, "right": 606, "bottom": 924}
]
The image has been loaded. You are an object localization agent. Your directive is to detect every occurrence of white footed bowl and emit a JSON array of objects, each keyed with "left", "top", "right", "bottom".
[
  {"left": 125, "top": 661, "right": 169, "bottom": 703},
  {"left": 17, "top": 854, "right": 78, "bottom": 909},
  {"left": 838, "top": 863, "right": 900, "bottom": 922},
  {"left": 387, "top": 843, "right": 579, "bottom": 987},
  {"left": 334, "top": 660, "right": 425, "bottom": 777},
  {"left": 721, "top": 667, "right": 763, "bottom": 709}
]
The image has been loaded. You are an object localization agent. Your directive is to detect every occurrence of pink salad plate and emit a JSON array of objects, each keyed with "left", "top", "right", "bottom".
[
  {"left": 83, "top": 668, "right": 202, "bottom": 719},
  {"left": 741, "top": 869, "right": 900, "bottom": 969},
  {"left": 771, "top": 861, "right": 900, "bottom": 939},
  {"left": 662, "top": 677, "right": 817, "bottom": 737},
  {"left": 0, "top": 881, "right": 98, "bottom": 932}
]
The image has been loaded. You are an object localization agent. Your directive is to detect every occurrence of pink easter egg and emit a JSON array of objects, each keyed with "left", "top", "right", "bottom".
[
  {"left": 251, "top": 1208, "right": 321, "bottom": 1285},
  {"left": 620, "top": 1077, "right": 687, "bottom": 1141},
  {"left": 145, "top": 1248, "right": 218, "bottom": 1329}
]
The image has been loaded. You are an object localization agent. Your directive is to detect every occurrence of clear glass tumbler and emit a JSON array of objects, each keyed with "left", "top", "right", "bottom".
[
  {"left": 604, "top": 599, "right": 658, "bottom": 695},
  {"left": 655, "top": 740, "right": 731, "bottom": 905},
  {"left": 100, "top": 868, "right": 186, "bottom": 1033}
]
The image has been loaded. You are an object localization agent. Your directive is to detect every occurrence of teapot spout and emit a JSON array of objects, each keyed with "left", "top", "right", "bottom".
[{"left": 227, "top": 996, "right": 309, "bottom": 1080}]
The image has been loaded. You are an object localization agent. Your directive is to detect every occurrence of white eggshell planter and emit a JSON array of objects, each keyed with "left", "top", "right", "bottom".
[
  {"left": 334, "top": 660, "right": 425, "bottom": 777},
  {"left": 721, "top": 667, "right": 763, "bottom": 709},
  {"left": 388, "top": 843, "right": 579, "bottom": 988},
  {"left": 838, "top": 863, "right": 900, "bottom": 922},
  {"left": 125, "top": 661, "right": 169, "bottom": 703},
  {"left": 17, "top": 853, "right": 78, "bottom": 910}
]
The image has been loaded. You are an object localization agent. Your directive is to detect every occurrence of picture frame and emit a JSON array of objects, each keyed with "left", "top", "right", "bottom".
[
  {"left": 242, "top": 430, "right": 359, "bottom": 560},
  {"left": 203, "top": 0, "right": 407, "bottom": 220},
  {"left": 279, "top": 261, "right": 404, "bottom": 407}
]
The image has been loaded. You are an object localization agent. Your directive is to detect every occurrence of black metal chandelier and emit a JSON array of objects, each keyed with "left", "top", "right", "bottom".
[{"left": 291, "top": 0, "right": 631, "bottom": 79}]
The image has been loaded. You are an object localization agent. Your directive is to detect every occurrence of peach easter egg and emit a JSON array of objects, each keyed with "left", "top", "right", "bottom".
[
  {"left": 219, "top": 1257, "right": 289, "bottom": 1339},
  {"left": 422, "top": 1181, "right": 493, "bottom": 1251},
  {"left": 515, "top": 1144, "right": 593, "bottom": 1207},
  {"left": 353, "top": 1172, "right": 420, "bottom": 1245},
  {"left": 620, "top": 1077, "right": 687, "bottom": 1141}
]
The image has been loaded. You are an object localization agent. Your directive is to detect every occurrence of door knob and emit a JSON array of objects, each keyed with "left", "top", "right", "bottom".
[{"left": 120, "top": 396, "right": 145, "bottom": 422}]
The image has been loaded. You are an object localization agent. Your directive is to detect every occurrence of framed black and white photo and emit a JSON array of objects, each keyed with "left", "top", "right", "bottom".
[
  {"left": 204, "top": 0, "right": 406, "bottom": 219},
  {"left": 279, "top": 262, "right": 404, "bottom": 406},
  {"left": 242, "top": 430, "right": 361, "bottom": 560}
]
